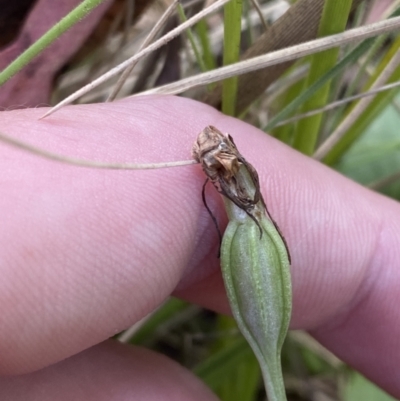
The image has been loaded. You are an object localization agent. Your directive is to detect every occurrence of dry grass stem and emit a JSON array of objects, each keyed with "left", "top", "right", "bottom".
[
  {"left": 275, "top": 79, "right": 400, "bottom": 127},
  {"left": 40, "top": 0, "right": 232, "bottom": 119},
  {"left": 117, "top": 308, "right": 159, "bottom": 343},
  {"left": 140, "top": 16, "right": 400, "bottom": 96},
  {"left": 249, "top": 0, "right": 269, "bottom": 31},
  {"left": 368, "top": 171, "right": 400, "bottom": 190},
  {"left": 290, "top": 331, "right": 342, "bottom": 368},
  {"left": 314, "top": 47, "right": 400, "bottom": 161},
  {"left": 384, "top": 0, "right": 400, "bottom": 19},
  {"left": 0, "top": 130, "right": 197, "bottom": 169},
  {"left": 107, "top": 0, "right": 179, "bottom": 101}
]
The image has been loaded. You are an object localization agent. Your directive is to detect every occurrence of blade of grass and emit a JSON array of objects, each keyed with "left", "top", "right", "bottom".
[
  {"left": 292, "top": 0, "right": 353, "bottom": 155},
  {"left": 193, "top": 336, "right": 254, "bottom": 390},
  {"left": 274, "top": 80, "right": 400, "bottom": 128},
  {"left": 126, "top": 298, "right": 193, "bottom": 345},
  {"left": 270, "top": 62, "right": 309, "bottom": 144},
  {"left": 319, "top": 36, "right": 400, "bottom": 164},
  {"left": 263, "top": 3, "right": 400, "bottom": 132},
  {"left": 343, "top": 372, "right": 397, "bottom": 401},
  {"left": 195, "top": 19, "right": 217, "bottom": 71},
  {"left": 242, "top": 0, "right": 254, "bottom": 47},
  {"left": 107, "top": 0, "right": 179, "bottom": 101},
  {"left": 0, "top": 0, "right": 110, "bottom": 87},
  {"left": 249, "top": 0, "right": 268, "bottom": 31},
  {"left": 177, "top": 3, "right": 207, "bottom": 73},
  {"left": 222, "top": 0, "right": 243, "bottom": 116},
  {"left": 214, "top": 316, "right": 261, "bottom": 401},
  {"left": 141, "top": 16, "right": 400, "bottom": 98},
  {"left": 326, "top": 5, "right": 400, "bottom": 135},
  {"left": 263, "top": 36, "right": 375, "bottom": 132},
  {"left": 41, "top": 0, "right": 233, "bottom": 119}
]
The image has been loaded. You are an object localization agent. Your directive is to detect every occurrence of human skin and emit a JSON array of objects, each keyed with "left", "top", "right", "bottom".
[{"left": 0, "top": 96, "right": 399, "bottom": 399}]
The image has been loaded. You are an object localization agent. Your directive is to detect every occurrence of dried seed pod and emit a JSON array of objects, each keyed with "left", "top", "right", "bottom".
[{"left": 193, "top": 126, "right": 292, "bottom": 401}]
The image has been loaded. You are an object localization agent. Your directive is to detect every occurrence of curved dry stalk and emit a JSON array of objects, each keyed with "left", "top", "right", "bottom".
[
  {"left": 41, "top": 0, "right": 232, "bottom": 119},
  {"left": 314, "top": 47, "right": 400, "bottom": 161},
  {"left": 249, "top": 0, "right": 269, "bottom": 31},
  {"left": 0, "top": 130, "right": 197, "bottom": 170},
  {"left": 275, "top": 79, "right": 400, "bottom": 127},
  {"left": 107, "top": 0, "right": 179, "bottom": 102},
  {"left": 139, "top": 16, "right": 400, "bottom": 96},
  {"left": 368, "top": 171, "right": 400, "bottom": 190}
]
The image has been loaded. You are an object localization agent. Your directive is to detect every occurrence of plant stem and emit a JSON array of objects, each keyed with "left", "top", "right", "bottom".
[
  {"left": 222, "top": 0, "right": 243, "bottom": 116},
  {"left": 292, "top": 0, "right": 353, "bottom": 155},
  {"left": 0, "top": 0, "right": 108, "bottom": 86}
]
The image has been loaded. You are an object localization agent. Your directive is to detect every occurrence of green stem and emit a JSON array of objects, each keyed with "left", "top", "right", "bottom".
[
  {"left": 177, "top": 4, "right": 207, "bottom": 73},
  {"left": 0, "top": 0, "right": 108, "bottom": 86},
  {"left": 323, "top": 36, "right": 400, "bottom": 165},
  {"left": 222, "top": 0, "right": 243, "bottom": 116},
  {"left": 292, "top": 0, "right": 352, "bottom": 155}
]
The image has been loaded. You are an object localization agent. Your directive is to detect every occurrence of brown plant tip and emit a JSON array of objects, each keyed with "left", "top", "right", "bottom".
[
  {"left": 192, "top": 126, "right": 264, "bottom": 231},
  {"left": 193, "top": 126, "right": 291, "bottom": 261},
  {"left": 192, "top": 126, "right": 241, "bottom": 190}
]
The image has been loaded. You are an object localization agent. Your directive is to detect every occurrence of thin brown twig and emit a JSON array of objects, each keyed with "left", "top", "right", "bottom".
[
  {"left": 0, "top": 130, "right": 197, "bottom": 169},
  {"left": 40, "top": 0, "right": 232, "bottom": 119},
  {"left": 107, "top": 0, "right": 179, "bottom": 101}
]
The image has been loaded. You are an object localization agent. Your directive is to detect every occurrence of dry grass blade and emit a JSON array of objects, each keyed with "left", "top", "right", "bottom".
[
  {"left": 314, "top": 47, "right": 400, "bottom": 161},
  {"left": 0, "top": 130, "right": 197, "bottom": 169},
  {"left": 203, "top": 0, "right": 364, "bottom": 113},
  {"left": 140, "top": 16, "right": 400, "bottom": 96},
  {"left": 249, "top": 0, "right": 269, "bottom": 31},
  {"left": 40, "top": 0, "right": 232, "bottom": 119},
  {"left": 274, "top": 79, "right": 400, "bottom": 127},
  {"left": 368, "top": 171, "right": 400, "bottom": 190},
  {"left": 107, "top": 0, "right": 179, "bottom": 101},
  {"left": 289, "top": 331, "right": 342, "bottom": 368}
]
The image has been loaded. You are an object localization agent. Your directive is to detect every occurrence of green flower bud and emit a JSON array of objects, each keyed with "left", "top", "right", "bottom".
[
  {"left": 221, "top": 179, "right": 291, "bottom": 401},
  {"left": 193, "top": 126, "right": 292, "bottom": 401}
]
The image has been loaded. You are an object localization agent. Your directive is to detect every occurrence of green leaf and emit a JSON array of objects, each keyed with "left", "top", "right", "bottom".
[
  {"left": 193, "top": 337, "right": 254, "bottom": 390},
  {"left": 292, "top": 0, "right": 353, "bottom": 155},
  {"left": 214, "top": 316, "right": 261, "bottom": 401},
  {"left": 263, "top": 37, "right": 374, "bottom": 133},
  {"left": 323, "top": 36, "right": 400, "bottom": 165},
  {"left": 0, "top": 0, "right": 108, "bottom": 86},
  {"left": 222, "top": 0, "right": 243, "bottom": 116},
  {"left": 129, "top": 298, "right": 190, "bottom": 345},
  {"left": 195, "top": 20, "right": 217, "bottom": 71},
  {"left": 335, "top": 95, "right": 400, "bottom": 199},
  {"left": 342, "top": 372, "right": 397, "bottom": 401},
  {"left": 177, "top": 4, "right": 207, "bottom": 73}
]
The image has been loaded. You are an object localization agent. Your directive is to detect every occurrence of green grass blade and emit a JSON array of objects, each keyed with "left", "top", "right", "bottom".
[
  {"left": 218, "top": 353, "right": 260, "bottom": 401},
  {"left": 129, "top": 298, "right": 190, "bottom": 345},
  {"left": 263, "top": 37, "right": 374, "bottom": 133},
  {"left": 271, "top": 62, "right": 308, "bottom": 144},
  {"left": 177, "top": 4, "right": 208, "bottom": 73},
  {"left": 222, "top": 0, "right": 243, "bottom": 116},
  {"left": 195, "top": 20, "right": 217, "bottom": 71},
  {"left": 268, "top": 5, "right": 400, "bottom": 152},
  {"left": 193, "top": 336, "right": 254, "bottom": 390},
  {"left": 323, "top": 36, "right": 400, "bottom": 165},
  {"left": 0, "top": 0, "right": 108, "bottom": 86},
  {"left": 343, "top": 372, "right": 397, "bottom": 401},
  {"left": 214, "top": 316, "right": 261, "bottom": 401},
  {"left": 292, "top": 0, "right": 353, "bottom": 155}
]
